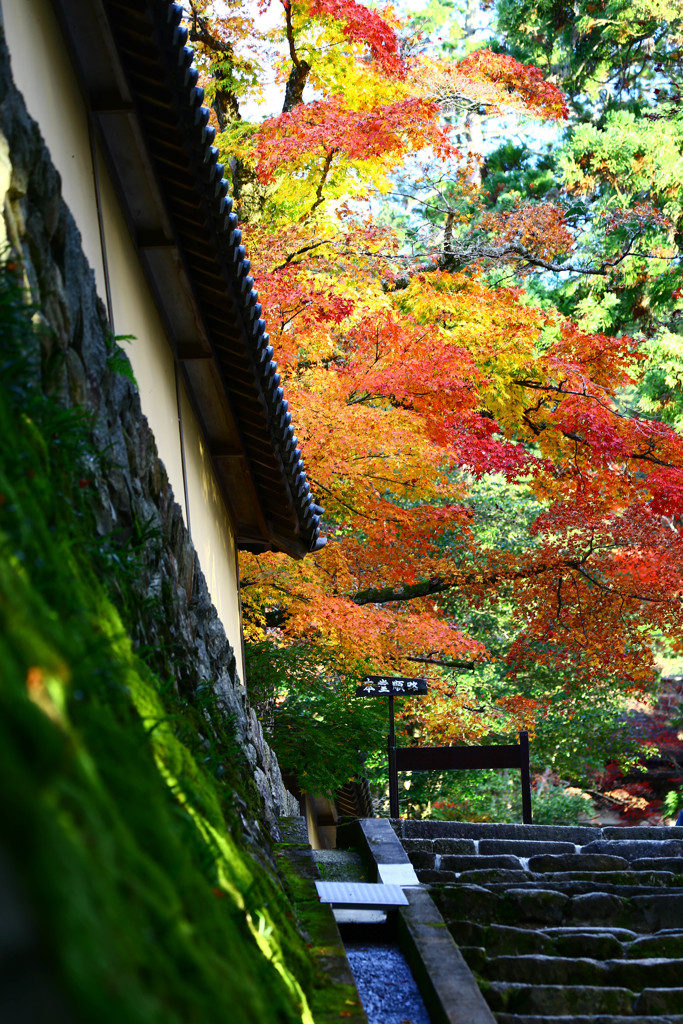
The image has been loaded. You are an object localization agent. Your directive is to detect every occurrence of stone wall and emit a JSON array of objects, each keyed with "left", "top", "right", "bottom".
[{"left": 0, "top": 21, "right": 297, "bottom": 836}]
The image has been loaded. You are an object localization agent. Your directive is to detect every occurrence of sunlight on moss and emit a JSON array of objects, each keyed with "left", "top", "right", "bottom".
[{"left": 0, "top": 268, "right": 317, "bottom": 1023}]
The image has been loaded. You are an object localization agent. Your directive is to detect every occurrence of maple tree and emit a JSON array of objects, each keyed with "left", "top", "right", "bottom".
[{"left": 189, "top": 0, "right": 683, "bottom": 801}]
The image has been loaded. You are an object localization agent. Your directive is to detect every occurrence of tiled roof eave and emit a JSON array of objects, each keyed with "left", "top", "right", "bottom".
[{"left": 51, "top": 0, "right": 325, "bottom": 557}]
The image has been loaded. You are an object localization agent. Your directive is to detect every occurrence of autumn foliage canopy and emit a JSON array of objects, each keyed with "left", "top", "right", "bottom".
[{"left": 189, "top": 0, "right": 683, "bottom": 781}]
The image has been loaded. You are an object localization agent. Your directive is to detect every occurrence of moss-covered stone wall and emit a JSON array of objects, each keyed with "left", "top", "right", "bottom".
[{"left": 0, "top": 19, "right": 327, "bottom": 1024}]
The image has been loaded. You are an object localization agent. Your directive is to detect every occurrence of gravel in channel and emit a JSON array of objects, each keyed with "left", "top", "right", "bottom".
[{"left": 342, "top": 933, "right": 431, "bottom": 1024}]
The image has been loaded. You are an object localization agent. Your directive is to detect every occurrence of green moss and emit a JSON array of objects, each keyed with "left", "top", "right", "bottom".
[{"left": 0, "top": 271, "right": 319, "bottom": 1022}]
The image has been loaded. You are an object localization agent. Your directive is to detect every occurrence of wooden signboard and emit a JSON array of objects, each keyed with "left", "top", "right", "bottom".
[{"left": 356, "top": 676, "right": 428, "bottom": 697}]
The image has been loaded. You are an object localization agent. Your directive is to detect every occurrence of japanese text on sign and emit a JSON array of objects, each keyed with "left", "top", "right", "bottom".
[{"left": 355, "top": 676, "right": 428, "bottom": 697}]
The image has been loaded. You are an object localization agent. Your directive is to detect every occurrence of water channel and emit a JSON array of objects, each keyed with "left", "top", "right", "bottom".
[{"left": 314, "top": 850, "right": 432, "bottom": 1024}]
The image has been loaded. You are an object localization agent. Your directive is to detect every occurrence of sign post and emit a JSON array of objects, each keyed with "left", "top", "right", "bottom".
[
  {"left": 355, "top": 676, "right": 428, "bottom": 818},
  {"left": 355, "top": 677, "right": 533, "bottom": 824}
]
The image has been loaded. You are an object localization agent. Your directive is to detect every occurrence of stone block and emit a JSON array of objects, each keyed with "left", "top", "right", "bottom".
[
  {"left": 440, "top": 854, "right": 520, "bottom": 872},
  {"left": 433, "top": 838, "right": 477, "bottom": 855},
  {"left": 486, "top": 924, "right": 552, "bottom": 957},
  {"left": 568, "top": 892, "right": 627, "bottom": 925},
  {"left": 480, "top": 840, "right": 577, "bottom": 857},
  {"left": 631, "top": 857, "right": 683, "bottom": 873},
  {"left": 606, "top": 957, "right": 683, "bottom": 989},
  {"left": 552, "top": 931, "right": 624, "bottom": 960},
  {"left": 631, "top": 892, "right": 683, "bottom": 930},
  {"left": 459, "top": 869, "right": 530, "bottom": 885},
  {"left": 483, "top": 954, "right": 607, "bottom": 986},
  {"left": 582, "top": 839, "right": 683, "bottom": 862},
  {"left": 438, "top": 884, "right": 500, "bottom": 923},
  {"left": 499, "top": 887, "right": 570, "bottom": 926},
  {"left": 484, "top": 983, "right": 634, "bottom": 1015},
  {"left": 400, "top": 821, "right": 599, "bottom": 843},
  {"left": 635, "top": 987, "right": 683, "bottom": 1013},
  {"left": 408, "top": 850, "right": 436, "bottom": 869},
  {"left": 535, "top": 870, "right": 674, "bottom": 888},
  {"left": 602, "top": 826, "right": 676, "bottom": 840},
  {"left": 529, "top": 853, "right": 629, "bottom": 873},
  {"left": 626, "top": 932, "right": 683, "bottom": 958},
  {"left": 443, "top": 919, "right": 485, "bottom": 946},
  {"left": 402, "top": 839, "right": 434, "bottom": 853},
  {"left": 417, "top": 868, "right": 457, "bottom": 883}
]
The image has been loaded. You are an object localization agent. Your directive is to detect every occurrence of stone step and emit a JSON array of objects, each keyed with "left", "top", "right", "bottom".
[
  {"left": 402, "top": 837, "right": 477, "bottom": 855},
  {"left": 529, "top": 853, "right": 629, "bottom": 873},
  {"left": 480, "top": 954, "right": 683, "bottom": 989},
  {"left": 421, "top": 866, "right": 682, "bottom": 889},
  {"left": 582, "top": 840, "right": 683, "bottom": 861},
  {"left": 400, "top": 822, "right": 683, "bottom": 1019},
  {"left": 441, "top": 854, "right": 524, "bottom": 872},
  {"left": 469, "top": 876, "right": 680, "bottom": 893},
  {"left": 408, "top": 850, "right": 535, "bottom": 871},
  {"left": 457, "top": 869, "right": 533, "bottom": 885},
  {"left": 519, "top": 872, "right": 681, "bottom": 888},
  {"left": 636, "top": 990, "right": 683, "bottom": 1014},
  {"left": 550, "top": 931, "right": 625, "bottom": 960},
  {"left": 439, "top": 885, "right": 683, "bottom": 931},
  {"left": 483, "top": 983, "right": 636, "bottom": 1015},
  {"left": 542, "top": 926, "right": 638, "bottom": 942},
  {"left": 633, "top": 859, "right": 683, "bottom": 873},
  {"left": 495, "top": 1016, "right": 683, "bottom": 1023},
  {"left": 626, "top": 932, "right": 683, "bottom": 958},
  {"left": 445, "top": 921, "right": 645, "bottom": 957},
  {"left": 478, "top": 839, "right": 577, "bottom": 857},
  {"left": 396, "top": 821, "right": 600, "bottom": 844}
]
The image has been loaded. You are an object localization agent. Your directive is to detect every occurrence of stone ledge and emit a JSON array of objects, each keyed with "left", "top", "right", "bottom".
[
  {"left": 274, "top": 822, "right": 367, "bottom": 1024},
  {"left": 397, "top": 888, "right": 496, "bottom": 1024}
]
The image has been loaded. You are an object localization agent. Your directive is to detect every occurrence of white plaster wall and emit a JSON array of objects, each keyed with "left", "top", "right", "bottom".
[
  {"left": 2, "top": 0, "right": 106, "bottom": 297},
  {"left": 180, "top": 381, "right": 245, "bottom": 682},
  {"left": 2, "top": 0, "right": 246, "bottom": 682}
]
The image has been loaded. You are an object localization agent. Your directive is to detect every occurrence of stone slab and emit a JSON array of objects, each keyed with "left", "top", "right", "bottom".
[
  {"left": 602, "top": 826, "right": 681, "bottom": 840},
  {"left": 417, "top": 868, "right": 458, "bottom": 883},
  {"left": 433, "top": 838, "right": 478, "bottom": 855},
  {"left": 528, "top": 853, "right": 629, "bottom": 873},
  {"left": 459, "top": 869, "right": 531, "bottom": 885},
  {"left": 583, "top": 839, "right": 683, "bottom": 861},
  {"left": 485, "top": 983, "right": 635, "bottom": 1015},
  {"left": 631, "top": 892, "right": 683, "bottom": 930},
  {"left": 479, "top": 840, "right": 577, "bottom": 857},
  {"left": 441, "top": 854, "right": 522, "bottom": 872},
  {"left": 396, "top": 820, "right": 601, "bottom": 844},
  {"left": 408, "top": 850, "right": 437, "bottom": 868},
  {"left": 360, "top": 817, "right": 413, "bottom": 864},
  {"left": 632, "top": 857, "right": 683, "bottom": 872},
  {"left": 635, "top": 988, "right": 683, "bottom": 1014}
]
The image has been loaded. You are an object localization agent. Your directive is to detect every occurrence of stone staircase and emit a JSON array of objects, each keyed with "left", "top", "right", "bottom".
[{"left": 392, "top": 820, "right": 683, "bottom": 1023}]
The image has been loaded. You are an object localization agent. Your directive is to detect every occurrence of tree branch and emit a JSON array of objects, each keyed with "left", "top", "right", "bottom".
[
  {"left": 352, "top": 577, "right": 453, "bottom": 605},
  {"left": 307, "top": 149, "right": 338, "bottom": 217},
  {"left": 281, "top": 0, "right": 311, "bottom": 111},
  {"left": 407, "top": 655, "right": 476, "bottom": 670}
]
